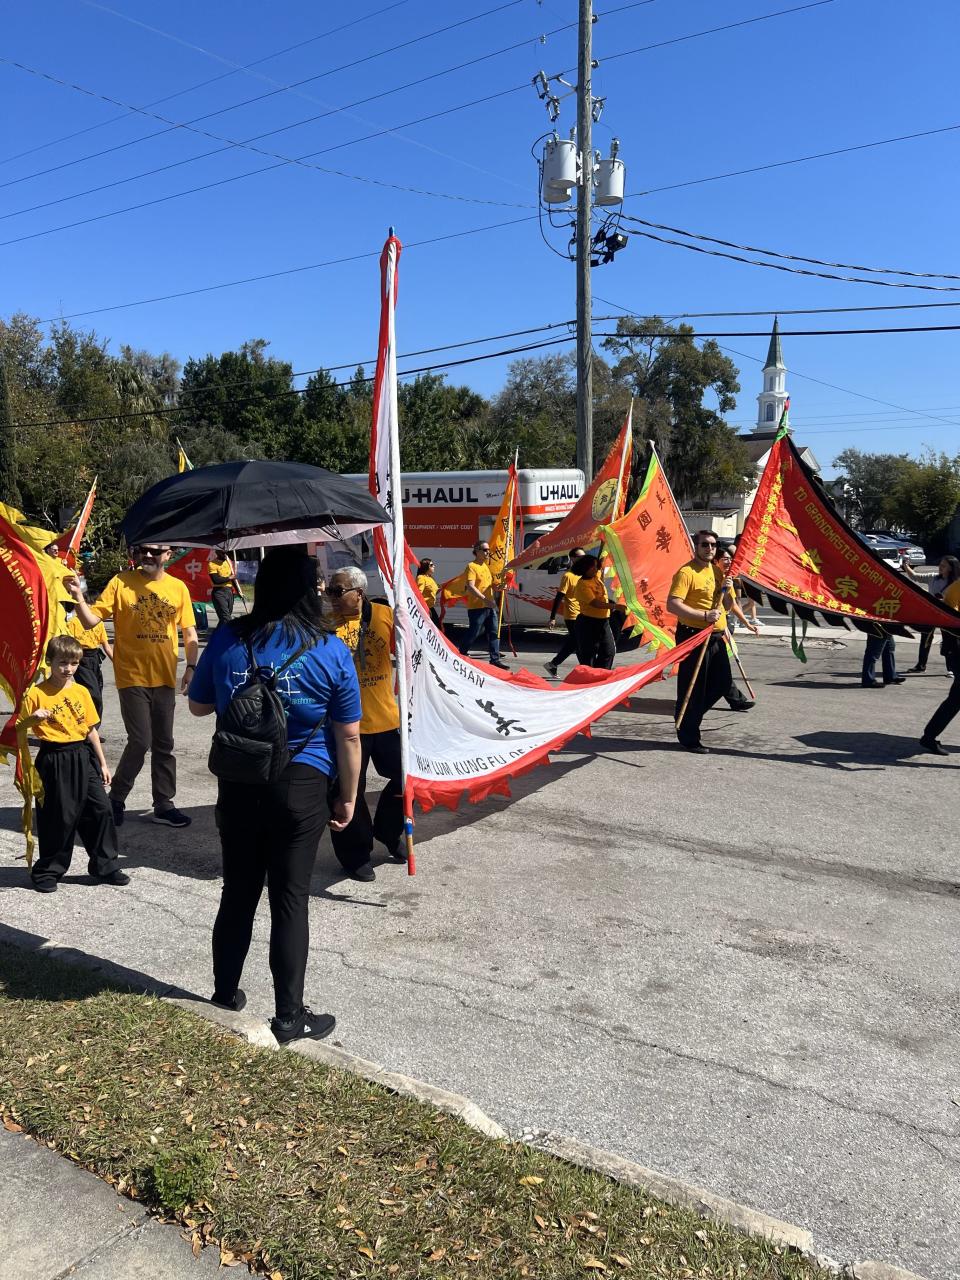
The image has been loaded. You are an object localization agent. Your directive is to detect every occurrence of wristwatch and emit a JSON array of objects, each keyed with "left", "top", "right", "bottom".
[{"left": 184, "top": 663, "right": 197, "bottom": 671}]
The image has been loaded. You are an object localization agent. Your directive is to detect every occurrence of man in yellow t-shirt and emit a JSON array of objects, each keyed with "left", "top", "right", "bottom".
[
  {"left": 545, "top": 548, "right": 585, "bottom": 677},
  {"left": 666, "top": 529, "right": 737, "bottom": 753},
  {"left": 458, "top": 540, "right": 509, "bottom": 670},
  {"left": 67, "top": 543, "right": 198, "bottom": 828},
  {"left": 327, "top": 565, "right": 403, "bottom": 881},
  {"left": 921, "top": 576, "right": 960, "bottom": 754}
]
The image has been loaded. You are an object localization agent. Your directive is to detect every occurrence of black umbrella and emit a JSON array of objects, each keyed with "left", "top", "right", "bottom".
[{"left": 120, "top": 460, "right": 389, "bottom": 549}]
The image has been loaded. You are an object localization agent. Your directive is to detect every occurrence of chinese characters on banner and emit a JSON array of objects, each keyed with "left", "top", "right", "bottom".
[
  {"left": 600, "top": 444, "right": 693, "bottom": 649},
  {"left": 733, "top": 434, "right": 960, "bottom": 629},
  {"left": 166, "top": 549, "right": 213, "bottom": 604}
]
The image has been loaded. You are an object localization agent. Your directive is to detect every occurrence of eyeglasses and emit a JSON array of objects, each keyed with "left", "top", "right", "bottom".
[
  {"left": 325, "top": 584, "right": 358, "bottom": 598},
  {"left": 698, "top": 541, "right": 717, "bottom": 549},
  {"left": 478, "top": 547, "right": 491, "bottom": 554}
]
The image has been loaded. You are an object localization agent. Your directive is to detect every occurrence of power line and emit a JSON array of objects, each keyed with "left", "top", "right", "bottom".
[
  {"left": 625, "top": 216, "right": 960, "bottom": 281},
  {"left": 0, "top": 1, "right": 415, "bottom": 169},
  {"left": 19, "top": 320, "right": 960, "bottom": 431},
  {"left": 0, "top": 58, "right": 534, "bottom": 219},
  {"left": 35, "top": 215, "right": 538, "bottom": 324},
  {"left": 627, "top": 121, "right": 960, "bottom": 198},
  {"left": 597, "top": 294, "right": 960, "bottom": 433},
  {"left": 623, "top": 224, "right": 960, "bottom": 292}
]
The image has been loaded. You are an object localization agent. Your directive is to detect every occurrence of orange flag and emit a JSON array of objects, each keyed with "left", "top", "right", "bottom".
[{"left": 510, "top": 405, "right": 632, "bottom": 568}]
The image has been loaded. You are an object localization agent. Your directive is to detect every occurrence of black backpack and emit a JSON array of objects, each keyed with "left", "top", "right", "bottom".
[{"left": 208, "top": 640, "right": 324, "bottom": 785}]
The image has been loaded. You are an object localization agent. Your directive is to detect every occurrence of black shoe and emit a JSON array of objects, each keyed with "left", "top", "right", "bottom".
[
  {"left": 348, "top": 862, "right": 376, "bottom": 882},
  {"left": 861, "top": 681, "right": 883, "bottom": 688},
  {"left": 920, "top": 736, "right": 949, "bottom": 756},
  {"left": 679, "top": 742, "right": 709, "bottom": 754},
  {"left": 908, "top": 665, "right": 926, "bottom": 674},
  {"left": 271, "top": 1005, "right": 336, "bottom": 1044},
  {"left": 110, "top": 798, "right": 125, "bottom": 827},
  {"left": 725, "top": 701, "right": 752, "bottom": 712},
  {"left": 489, "top": 659, "right": 510, "bottom": 670},
  {"left": 883, "top": 676, "right": 906, "bottom": 685},
  {"left": 90, "top": 869, "right": 130, "bottom": 886},
  {"left": 151, "top": 806, "right": 191, "bottom": 828},
  {"left": 32, "top": 877, "right": 57, "bottom": 893},
  {"left": 212, "top": 989, "right": 247, "bottom": 1012},
  {"left": 385, "top": 844, "right": 409, "bottom": 863}
]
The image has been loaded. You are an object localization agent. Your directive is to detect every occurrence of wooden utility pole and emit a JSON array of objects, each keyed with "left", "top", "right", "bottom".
[{"left": 575, "top": 0, "right": 594, "bottom": 481}]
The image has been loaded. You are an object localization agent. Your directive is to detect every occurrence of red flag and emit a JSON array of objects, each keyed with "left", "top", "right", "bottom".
[
  {"left": 165, "top": 549, "right": 208, "bottom": 603},
  {"left": 510, "top": 406, "right": 633, "bottom": 568},
  {"left": 735, "top": 433, "right": 960, "bottom": 629}
]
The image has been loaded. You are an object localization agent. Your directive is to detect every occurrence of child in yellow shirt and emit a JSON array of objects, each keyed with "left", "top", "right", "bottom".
[{"left": 17, "top": 635, "right": 129, "bottom": 894}]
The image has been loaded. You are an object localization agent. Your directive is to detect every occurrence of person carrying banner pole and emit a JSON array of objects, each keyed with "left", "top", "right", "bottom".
[
  {"left": 494, "top": 453, "right": 519, "bottom": 643},
  {"left": 668, "top": 531, "right": 736, "bottom": 752}
]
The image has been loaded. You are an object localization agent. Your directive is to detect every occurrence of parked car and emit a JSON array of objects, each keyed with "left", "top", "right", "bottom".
[
  {"left": 861, "top": 530, "right": 926, "bottom": 565},
  {"left": 855, "top": 532, "right": 925, "bottom": 567}
]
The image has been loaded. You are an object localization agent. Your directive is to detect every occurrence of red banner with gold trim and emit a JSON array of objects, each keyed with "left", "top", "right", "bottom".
[
  {"left": 0, "top": 511, "right": 50, "bottom": 752},
  {"left": 734, "top": 434, "right": 960, "bottom": 628}
]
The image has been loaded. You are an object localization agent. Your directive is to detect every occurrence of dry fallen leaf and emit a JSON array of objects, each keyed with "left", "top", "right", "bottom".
[
  {"left": 582, "top": 1260, "right": 607, "bottom": 1271},
  {"left": 611, "top": 1256, "right": 632, "bottom": 1269},
  {"left": 220, "top": 1246, "right": 240, "bottom": 1266},
  {"left": 518, "top": 1175, "right": 544, "bottom": 1186},
  {"left": 534, "top": 1215, "right": 548, "bottom": 1229},
  {"left": 358, "top": 1246, "right": 375, "bottom": 1259},
  {"left": 694, "top": 1229, "right": 709, "bottom": 1244},
  {"left": 2, "top": 1118, "right": 23, "bottom": 1134},
  {"left": 426, "top": 1248, "right": 446, "bottom": 1261}
]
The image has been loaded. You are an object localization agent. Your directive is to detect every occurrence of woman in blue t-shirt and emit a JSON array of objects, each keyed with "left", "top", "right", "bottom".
[{"left": 190, "top": 546, "right": 362, "bottom": 1045}]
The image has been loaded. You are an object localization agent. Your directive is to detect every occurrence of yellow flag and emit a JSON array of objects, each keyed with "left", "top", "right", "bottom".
[
  {"left": 176, "top": 438, "right": 193, "bottom": 473},
  {"left": 488, "top": 463, "right": 518, "bottom": 590}
]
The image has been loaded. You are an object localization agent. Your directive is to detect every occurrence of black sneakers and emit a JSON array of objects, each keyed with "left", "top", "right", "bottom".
[
  {"left": 920, "top": 736, "right": 949, "bottom": 757},
  {"left": 152, "top": 807, "right": 191, "bottom": 828},
  {"left": 348, "top": 862, "right": 376, "bottom": 882},
  {"left": 271, "top": 1005, "right": 336, "bottom": 1044},
  {"left": 90, "top": 869, "right": 131, "bottom": 886},
  {"left": 32, "top": 878, "right": 56, "bottom": 893}
]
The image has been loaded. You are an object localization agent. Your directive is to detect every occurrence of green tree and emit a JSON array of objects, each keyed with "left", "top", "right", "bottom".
[
  {"left": 600, "top": 317, "right": 751, "bottom": 503},
  {"left": 832, "top": 449, "right": 917, "bottom": 529},
  {"left": 0, "top": 356, "right": 21, "bottom": 506},
  {"left": 889, "top": 451, "right": 960, "bottom": 550},
  {"left": 485, "top": 354, "right": 576, "bottom": 469},
  {"left": 179, "top": 339, "right": 299, "bottom": 458}
]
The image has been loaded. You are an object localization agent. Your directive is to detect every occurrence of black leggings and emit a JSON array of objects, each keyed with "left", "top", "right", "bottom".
[
  {"left": 575, "top": 615, "right": 615, "bottom": 669},
  {"left": 923, "top": 653, "right": 960, "bottom": 742},
  {"left": 212, "top": 763, "right": 329, "bottom": 1019}
]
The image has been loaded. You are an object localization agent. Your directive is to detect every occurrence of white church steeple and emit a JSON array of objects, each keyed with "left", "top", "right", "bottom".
[{"left": 754, "top": 317, "right": 788, "bottom": 432}]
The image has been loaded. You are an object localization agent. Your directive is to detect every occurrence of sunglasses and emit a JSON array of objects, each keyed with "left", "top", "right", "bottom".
[
  {"left": 698, "top": 541, "right": 717, "bottom": 549},
  {"left": 139, "top": 546, "right": 168, "bottom": 557},
  {"left": 478, "top": 547, "right": 491, "bottom": 554},
  {"left": 325, "top": 585, "right": 359, "bottom": 598}
]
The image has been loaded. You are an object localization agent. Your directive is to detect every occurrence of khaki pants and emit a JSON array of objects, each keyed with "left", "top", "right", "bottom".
[{"left": 112, "top": 685, "right": 177, "bottom": 812}]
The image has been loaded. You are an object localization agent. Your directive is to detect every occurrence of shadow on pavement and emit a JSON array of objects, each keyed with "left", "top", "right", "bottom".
[{"left": 0, "top": 921, "right": 197, "bottom": 1002}]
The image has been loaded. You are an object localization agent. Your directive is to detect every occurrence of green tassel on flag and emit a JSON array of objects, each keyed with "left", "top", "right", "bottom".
[
  {"left": 774, "top": 397, "right": 791, "bottom": 441},
  {"left": 790, "top": 607, "right": 808, "bottom": 663}
]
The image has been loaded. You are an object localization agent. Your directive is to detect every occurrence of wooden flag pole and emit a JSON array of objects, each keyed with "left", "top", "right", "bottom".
[
  {"left": 675, "top": 581, "right": 723, "bottom": 732},
  {"left": 725, "top": 629, "right": 756, "bottom": 700}
]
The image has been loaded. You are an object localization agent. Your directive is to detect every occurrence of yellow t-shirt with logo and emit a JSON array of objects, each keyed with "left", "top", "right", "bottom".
[
  {"left": 558, "top": 569, "right": 581, "bottom": 621},
  {"left": 416, "top": 574, "right": 439, "bottom": 608},
  {"left": 669, "top": 561, "right": 727, "bottom": 632},
  {"left": 336, "top": 602, "right": 400, "bottom": 735},
  {"left": 91, "top": 570, "right": 194, "bottom": 689},
  {"left": 19, "top": 680, "right": 98, "bottom": 743},
  {"left": 465, "top": 558, "right": 493, "bottom": 610},
  {"left": 66, "top": 616, "right": 108, "bottom": 651},
  {"left": 573, "top": 575, "right": 611, "bottom": 619},
  {"left": 208, "top": 557, "right": 233, "bottom": 585}
]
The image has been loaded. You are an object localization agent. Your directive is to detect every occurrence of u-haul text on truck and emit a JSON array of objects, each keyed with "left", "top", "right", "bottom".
[{"left": 323, "top": 468, "right": 584, "bottom": 627}]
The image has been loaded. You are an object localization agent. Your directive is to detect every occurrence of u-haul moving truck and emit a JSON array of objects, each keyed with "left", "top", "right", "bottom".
[{"left": 321, "top": 468, "right": 584, "bottom": 627}]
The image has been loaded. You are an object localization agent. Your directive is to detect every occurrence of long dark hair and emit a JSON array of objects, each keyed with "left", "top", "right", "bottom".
[
  {"left": 941, "top": 555, "right": 960, "bottom": 584},
  {"left": 232, "top": 546, "right": 329, "bottom": 648}
]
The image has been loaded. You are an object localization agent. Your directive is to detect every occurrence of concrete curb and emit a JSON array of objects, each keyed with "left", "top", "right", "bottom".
[
  {"left": 519, "top": 1130, "right": 813, "bottom": 1252},
  {"left": 4, "top": 936, "right": 929, "bottom": 1280}
]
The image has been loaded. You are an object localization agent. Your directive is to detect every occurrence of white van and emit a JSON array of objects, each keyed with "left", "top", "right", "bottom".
[{"left": 319, "top": 468, "right": 585, "bottom": 628}]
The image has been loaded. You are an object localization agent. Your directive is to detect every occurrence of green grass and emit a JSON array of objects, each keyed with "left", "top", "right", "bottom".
[{"left": 0, "top": 943, "right": 832, "bottom": 1280}]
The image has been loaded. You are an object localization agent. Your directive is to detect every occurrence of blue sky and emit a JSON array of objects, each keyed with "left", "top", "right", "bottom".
[{"left": 3, "top": 0, "right": 959, "bottom": 475}]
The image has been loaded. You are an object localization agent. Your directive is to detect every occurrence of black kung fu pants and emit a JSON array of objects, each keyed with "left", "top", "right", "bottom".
[
  {"left": 674, "top": 625, "right": 732, "bottom": 748},
  {"left": 211, "top": 586, "right": 235, "bottom": 626},
  {"left": 212, "top": 763, "right": 330, "bottom": 1020},
  {"left": 329, "top": 729, "right": 404, "bottom": 871},
  {"left": 32, "top": 741, "right": 120, "bottom": 883},
  {"left": 575, "top": 615, "right": 616, "bottom": 669},
  {"left": 923, "top": 649, "right": 960, "bottom": 743}
]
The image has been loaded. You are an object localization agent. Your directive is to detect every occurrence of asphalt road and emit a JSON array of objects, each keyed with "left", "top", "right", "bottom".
[{"left": 1, "top": 624, "right": 958, "bottom": 1277}]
